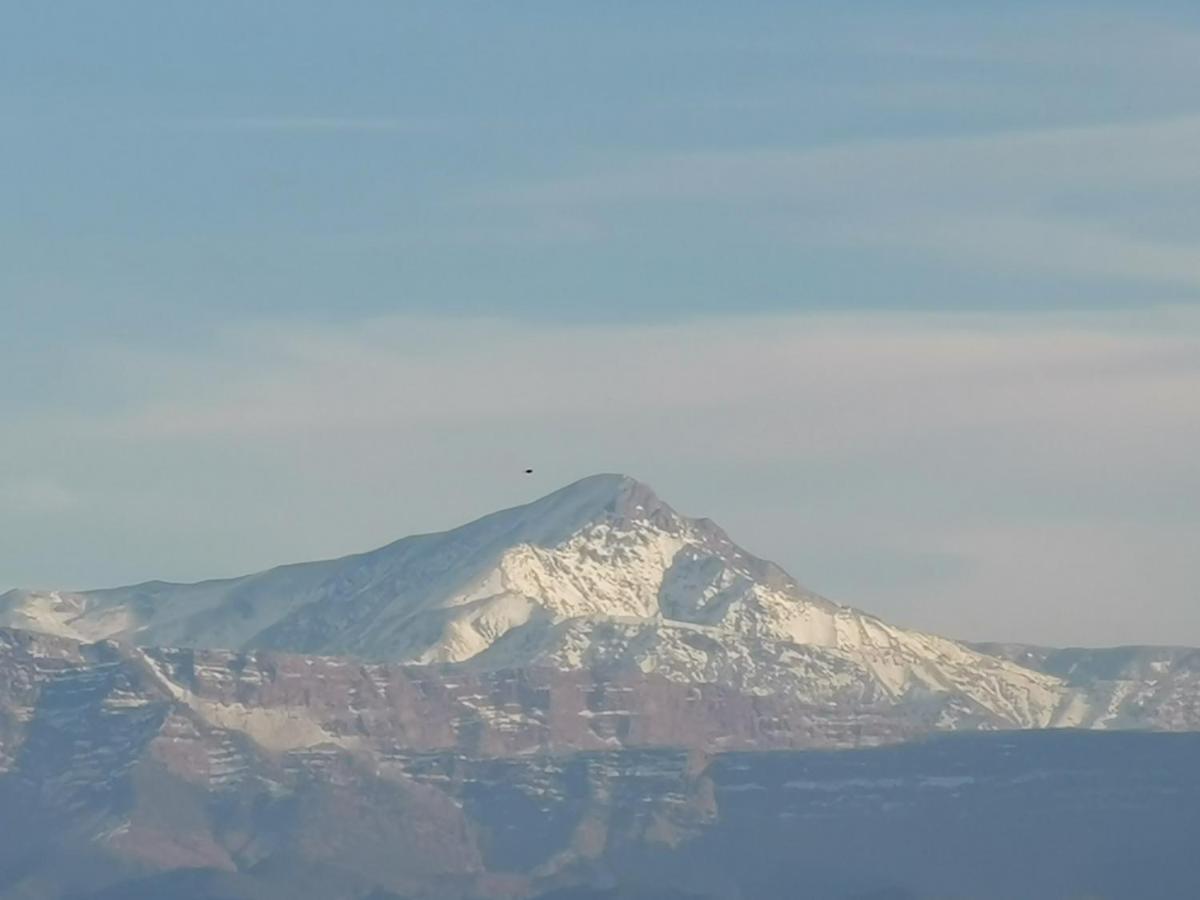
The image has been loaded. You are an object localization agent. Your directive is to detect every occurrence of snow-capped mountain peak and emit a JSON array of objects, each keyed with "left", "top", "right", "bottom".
[{"left": 1, "top": 474, "right": 1106, "bottom": 729}]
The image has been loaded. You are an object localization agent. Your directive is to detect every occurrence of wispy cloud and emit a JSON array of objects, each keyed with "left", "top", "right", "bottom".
[
  {"left": 43, "top": 309, "right": 1200, "bottom": 486},
  {"left": 486, "top": 115, "right": 1200, "bottom": 205},
  {"left": 172, "top": 115, "right": 445, "bottom": 134},
  {"left": 4, "top": 308, "right": 1199, "bottom": 642},
  {"left": 867, "top": 14, "right": 1200, "bottom": 74},
  {"left": 477, "top": 115, "right": 1200, "bottom": 294},
  {"left": 0, "top": 478, "right": 80, "bottom": 515},
  {"left": 844, "top": 214, "right": 1200, "bottom": 292}
]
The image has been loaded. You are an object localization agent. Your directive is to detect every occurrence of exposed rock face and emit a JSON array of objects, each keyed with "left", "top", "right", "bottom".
[
  {"left": 0, "top": 628, "right": 930, "bottom": 775},
  {"left": 2, "top": 636, "right": 1197, "bottom": 900}
]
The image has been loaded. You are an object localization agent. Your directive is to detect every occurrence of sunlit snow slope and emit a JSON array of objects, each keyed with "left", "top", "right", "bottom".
[{"left": 2, "top": 474, "right": 1175, "bottom": 730}]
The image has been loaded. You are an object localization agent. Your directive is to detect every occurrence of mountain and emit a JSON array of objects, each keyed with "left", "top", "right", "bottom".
[
  {"left": 1, "top": 474, "right": 1195, "bottom": 732},
  {"left": 4, "top": 474, "right": 1200, "bottom": 900}
]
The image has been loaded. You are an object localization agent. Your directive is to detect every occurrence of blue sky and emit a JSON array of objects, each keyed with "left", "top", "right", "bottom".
[{"left": 3, "top": 3, "right": 1199, "bottom": 645}]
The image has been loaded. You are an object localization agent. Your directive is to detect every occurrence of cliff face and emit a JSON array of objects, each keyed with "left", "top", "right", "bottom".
[
  {"left": 3, "top": 630, "right": 1200, "bottom": 900},
  {"left": 0, "top": 628, "right": 925, "bottom": 780}
]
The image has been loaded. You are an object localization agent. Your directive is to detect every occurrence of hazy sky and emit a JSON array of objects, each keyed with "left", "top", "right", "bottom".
[{"left": 3, "top": 2, "right": 1199, "bottom": 647}]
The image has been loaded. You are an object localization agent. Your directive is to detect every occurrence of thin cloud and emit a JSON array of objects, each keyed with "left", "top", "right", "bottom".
[
  {"left": 840, "top": 214, "right": 1200, "bottom": 292},
  {"left": 476, "top": 115, "right": 1200, "bottom": 294},
  {"left": 0, "top": 478, "right": 80, "bottom": 514},
  {"left": 4, "top": 310, "right": 1198, "bottom": 643},
  {"left": 172, "top": 115, "right": 445, "bottom": 134},
  {"left": 50, "top": 311, "right": 1200, "bottom": 473},
  {"left": 484, "top": 115, "right": 1200, "bottom": 206}
]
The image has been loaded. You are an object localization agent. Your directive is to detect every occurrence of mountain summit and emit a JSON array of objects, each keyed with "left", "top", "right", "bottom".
[{"left": 3, "top": 474, "right": 1187, "bottom": 730}]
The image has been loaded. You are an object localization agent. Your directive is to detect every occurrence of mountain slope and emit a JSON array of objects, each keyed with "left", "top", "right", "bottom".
[
  {"left": 3, "top": 640, "right": 1199, "bottom": 900},
  {"left": 972, "top": 642, "right": 1200, "bottom": 730},
  {"left": 4, "top": 629, "right": 1200, "bottom": 899},
  {"left": 0, "top": 475, "right": 1151, "bottom": 729}
]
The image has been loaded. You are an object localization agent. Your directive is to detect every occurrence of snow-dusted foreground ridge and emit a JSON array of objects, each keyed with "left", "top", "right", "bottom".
[
  {"left": 3, "top": 474, "right": 1198, "bottom": 732},
  {"left": 2, "top": 625, "right": 1197, "bottom": 900}
]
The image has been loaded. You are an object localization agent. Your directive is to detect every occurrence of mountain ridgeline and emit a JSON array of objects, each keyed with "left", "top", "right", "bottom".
[
  {"left": 3, "top": 475, "right": 1195, "bottom": 732},
  {"left": 2, "top": 475, "right": 1197, "bottom": 899}
]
